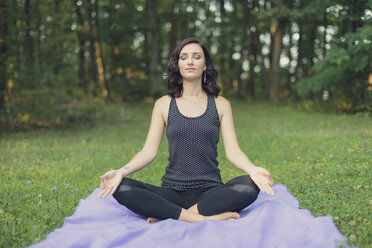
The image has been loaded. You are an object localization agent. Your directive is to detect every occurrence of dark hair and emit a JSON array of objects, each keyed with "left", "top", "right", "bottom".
[{"left": 165, "top": 38, "right": 221, "bottom": 98}]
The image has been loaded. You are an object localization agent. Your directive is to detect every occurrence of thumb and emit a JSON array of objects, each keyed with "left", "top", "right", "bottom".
[{"left": 267, "top": 174, "right": 274, "bottom": 185}]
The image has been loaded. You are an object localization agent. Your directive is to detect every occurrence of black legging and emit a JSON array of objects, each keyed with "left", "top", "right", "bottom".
[{"left": 113, "top": 175, "right": 260, "bottom": 220}]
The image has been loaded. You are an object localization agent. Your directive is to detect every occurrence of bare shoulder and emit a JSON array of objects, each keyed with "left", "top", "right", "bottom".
[
  {"left": 215, "top": 95, "right": 231, "bottom": 118},
  {"left": 215, "top": 95, "right": 230, "bottom": 106},
  {"left": 155, "top": 95, "right": 172, "bottom": 110},
  {"left": 154, "top": 95, "right": 172, "bottom": 123}
]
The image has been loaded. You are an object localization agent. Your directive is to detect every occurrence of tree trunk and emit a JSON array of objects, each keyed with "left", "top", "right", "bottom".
[
  {"left": 247, "top": 42, "right": 257, "bottom": 99},
  {"left": 322, "top": 10, "right": 327, "bottom": 58},
  {"left": 52, "top": 0, "right": 62, "bottom": 80},
  {"left": 228, "top": 38, "right": 236, "bottom": 94},
  {"left": 24, "top": 0, "right": 34, "bottom": 77},
  {"left": 35, "top": 0, "right": 42, "bottom": 77},
  {"left": 107, "top": 0, "right": 127, "bottom": 101},
  {"left": 143, "top": 0, "right": 150, "bottom": 80},
  {"left": 75, "top": 1, "right": 88, "bottom": 93},
  {"left": 169, "top": 0, "right": 177, "bottom": 57},
  {"left": 205, "top": 0, "right": 213, "bottom": 49},
  {"left": 86, "top": 0, "right": 98, "bottom": 97},
  {"left": 94, "top": 0, "right": 109, "bottom": 100},
  {"left": 285, "top": 25, "right": 293, "bottom": 100},
  {"left": 253, "top": 30, "right": 270, "bottom": 97},
  {"left": 0, "top": 0, "right": 8, "bottom": 110},
  {"left": 218, "top": 0, "right": 226, "bottom": 89},
  {"left": 242, "top": 0, "right": 256, "bottom": 99},
  {"left": 147, "top": 0, "right": 160, "bottom": 97},
  {"left": 294, "top": 20, "right": 304, "bottom": 102},
  {"left": 270, "top": 20, "right": 285, "bottom": 105},
  {"left": 307, "top": 23, "right": 316, "bottom": 71}
]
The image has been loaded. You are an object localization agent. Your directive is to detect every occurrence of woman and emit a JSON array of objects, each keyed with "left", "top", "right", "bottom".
[{"left": 98, "top": 37, "right": 274, "bottom": 223}]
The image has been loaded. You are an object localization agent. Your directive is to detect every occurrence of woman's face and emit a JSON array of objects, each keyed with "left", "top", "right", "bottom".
[{"left": 178, "top": 43, "right": 206, "bottom": 82}]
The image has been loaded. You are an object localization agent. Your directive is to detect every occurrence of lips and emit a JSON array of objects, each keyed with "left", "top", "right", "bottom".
[{"left": 186, "top": 68, "right": 196, "bottom": 71}]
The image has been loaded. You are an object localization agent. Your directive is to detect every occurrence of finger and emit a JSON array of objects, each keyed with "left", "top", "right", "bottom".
[
  {"left": 261, "top": 168, "right": 271, "bottom": 176},
  {"left": 268, "top": 176, "right": 274, "bottom": 186},
  {"left": 100, "top": 177, "right": 106, "bottom": 188},
  {"left": 267, "top": 186, "right": 275, "bottom": 196},
  {"left": 266, "top": 176, "right": 273, "bottom": 185},
  {"left": 99, "top": 189, "right": 109, "bottom": 198},
  {"left": 101, "top": 189, "right": 108, "bottom": 199},
  {"left": 269, "top": 188, "right": 275, "bottom": 196},
  {"left": 257, "top": 182, "right": 272, "bottom": 196},
  {"left": 102, "top": 186, "right": 113, "bottom": 198},
  {"left": 100, "top": 181, "right": 105, "bottom": 190},
  {"left": 263, "top": 184, "right": 275, "bottom": 196},
  {"left": 109, "top": 185, "right": 118, "bottom": 195},
  {"left": 256, "top": 182, "right": 266, "bottom": 193},
  {"left": 97, "top": 189, "right": 104, "bottom": 198},
  {"left": 100, "top": 177, "right": 105, "bottom": 183},
  {"left": 98, "top": 187, "right": 108, "bottom": 198}
]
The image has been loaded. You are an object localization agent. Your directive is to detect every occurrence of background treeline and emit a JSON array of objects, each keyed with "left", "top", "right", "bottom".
[{"left": 0, "top": 0, "right": 371, "bottom": 130}]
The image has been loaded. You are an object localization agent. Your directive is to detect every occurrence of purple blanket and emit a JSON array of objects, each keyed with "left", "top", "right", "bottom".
[{"left": 31, "top": 184, "right": 347, "bottom": 248}]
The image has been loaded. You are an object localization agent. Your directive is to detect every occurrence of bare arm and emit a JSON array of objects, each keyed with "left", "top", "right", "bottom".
[
  {"left": 98, "top": 96, "right": 169, "bottom": 198},
  {"left": 118, "top": 97, "right": 167, "bottom": 177},
  {"left": 217, "top": 96, "right": 275, "bottom": 196}
]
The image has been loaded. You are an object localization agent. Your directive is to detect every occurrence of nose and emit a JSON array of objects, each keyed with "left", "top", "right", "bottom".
[{"left": 187, "top": 57, "right": 193, "bottom": 65}]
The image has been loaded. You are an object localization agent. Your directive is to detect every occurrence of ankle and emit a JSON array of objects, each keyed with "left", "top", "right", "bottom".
[{"left": 178, "top": 208, "right": 206, "bottom": 223}]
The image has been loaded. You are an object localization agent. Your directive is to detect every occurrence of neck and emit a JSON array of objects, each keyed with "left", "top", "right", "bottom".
[{"left": 182, "top": 79, "right": 205, "bottom": 98}]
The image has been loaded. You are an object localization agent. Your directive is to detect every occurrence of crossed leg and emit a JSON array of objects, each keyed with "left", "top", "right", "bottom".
[
  {"left": 113, "top": 175, "right": 259, "bottom": 223},
  {"left": 147, "top": 175, "right": 259, "bottom": 223}
]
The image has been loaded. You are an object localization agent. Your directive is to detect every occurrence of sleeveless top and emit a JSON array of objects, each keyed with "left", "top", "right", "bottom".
[{"left": 161, "top": 94, "right": 223, "bottom": 191}]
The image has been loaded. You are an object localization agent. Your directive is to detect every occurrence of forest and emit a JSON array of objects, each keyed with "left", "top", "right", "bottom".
[{"left": 0, "top": 0, "right": 371, "bottom": 130}]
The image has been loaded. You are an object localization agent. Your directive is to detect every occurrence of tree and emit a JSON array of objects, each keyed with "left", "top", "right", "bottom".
[
  {"left": 74, "top": 0, "right": 88, "bottom": 93},
  {"left": 297, "top": 25, "right": 372, "bottom": 112},
  {"left": 268, "top": 1, "right": 291, "bottom": 105},
  {"left": 0, "top": 0, "right": 8, "bottom": 110},
  {"left": 85, "top": 0, "right": 99, "bottom": 97},
  {"left": 94, "top": 0, "right": 110, "bottom": 100},
  {"left": 147, "top": 0, "right": 161, "bottom": 96},
  {"left": 24, "top": 0, "right": 34, "bottom": 79}
]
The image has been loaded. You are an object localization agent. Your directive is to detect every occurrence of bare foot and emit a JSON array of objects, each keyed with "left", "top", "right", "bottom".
[
  {"left": 147, "top": 217, "right": 163, "bottom": 224},
  {"left": 205, "top": 212, "right": 240, "bottom": 221},
  {"left": 178, "top": 208, "right": 240, "bottom": 223}
]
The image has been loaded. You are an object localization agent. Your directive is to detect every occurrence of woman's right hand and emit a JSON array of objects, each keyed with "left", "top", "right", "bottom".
[{"left": 97, "top": 169, "right": 124, "bottom": 198}]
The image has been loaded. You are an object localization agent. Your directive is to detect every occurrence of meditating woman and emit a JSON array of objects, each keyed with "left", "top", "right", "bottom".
[{"left": 98, "top": 37, "right": 275, "bottom": 223}]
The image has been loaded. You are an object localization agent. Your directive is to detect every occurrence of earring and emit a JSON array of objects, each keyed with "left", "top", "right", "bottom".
[
  {"left": 203, "top": 70, "right": 207, "bottom": 84},
  {"left": 178, "top": 79, "right": 183, "bottom": 85}
]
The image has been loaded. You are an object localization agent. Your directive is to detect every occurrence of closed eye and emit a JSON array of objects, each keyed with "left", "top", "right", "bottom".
[{"left": 179, "top": 53, "right": 202, "bottom": 60}]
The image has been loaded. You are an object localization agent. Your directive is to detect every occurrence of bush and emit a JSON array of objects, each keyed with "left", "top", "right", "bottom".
[
  {"left": 0, "top": 89, "right": 107, "bottom": 132},
  {"left": 296, "top": 25, "right": 372, "bottom": 113}
]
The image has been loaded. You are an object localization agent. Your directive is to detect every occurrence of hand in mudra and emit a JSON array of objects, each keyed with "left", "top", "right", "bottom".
[
  {"left": 98, "top": 169, "right": 123, "bottom": 199},
  {"left": 249, "top": 167, "right": 275, "bottom": 196}
]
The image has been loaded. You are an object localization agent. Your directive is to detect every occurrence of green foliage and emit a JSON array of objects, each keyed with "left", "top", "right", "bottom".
[
  {"left": 1, "top": 0, "right": 372, "bottom": 117},
  {"left": 0, "top": 101, "right": 371, "bottom": 247},
  {"left": 0, "top": 89, "right": 125, "bottom": 132},
  {"left": 296, "top": 25, "right": 372, "bottom": 112}
]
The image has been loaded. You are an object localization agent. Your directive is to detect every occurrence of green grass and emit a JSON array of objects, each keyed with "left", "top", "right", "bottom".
[{"left": 1, "top": 100, "right": 371, "bottom": 247}]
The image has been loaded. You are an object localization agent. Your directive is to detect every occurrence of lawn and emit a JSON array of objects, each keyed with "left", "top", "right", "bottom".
[{"left": 0, "top": 100, "right": 371, "bottom": 247}]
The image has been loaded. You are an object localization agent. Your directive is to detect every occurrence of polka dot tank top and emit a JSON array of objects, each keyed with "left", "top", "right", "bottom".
[{"left": 161, "top": 94, "right": 223, "bottom": 191}]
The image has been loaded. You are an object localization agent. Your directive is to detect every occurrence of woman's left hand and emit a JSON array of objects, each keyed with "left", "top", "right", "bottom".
[{"left": 249, "top": 167, "right": 275, "bottom": 196}]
